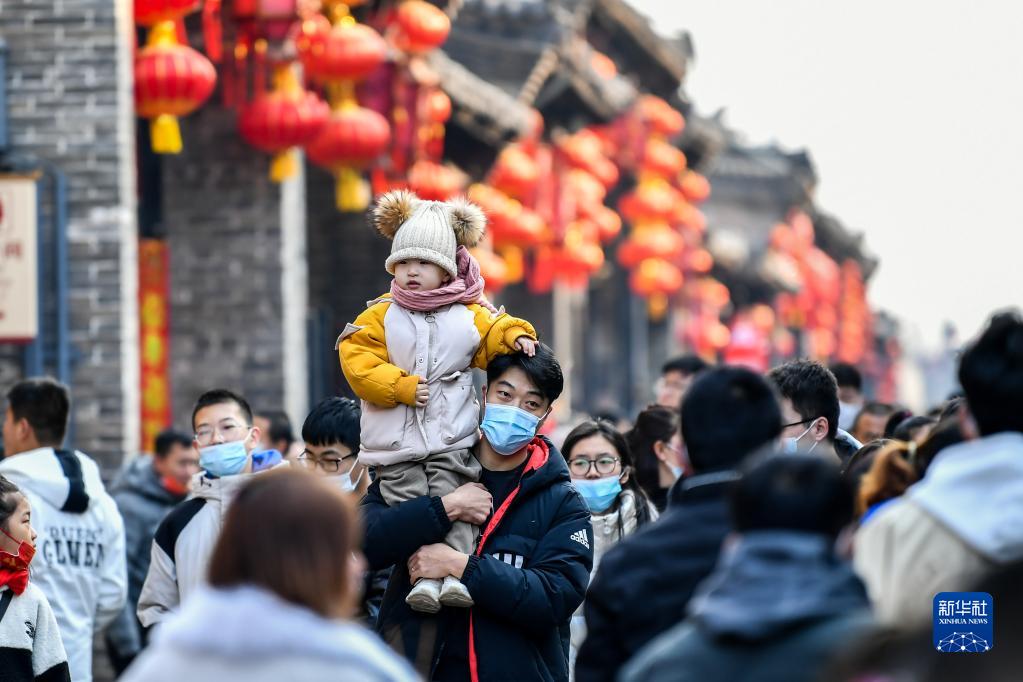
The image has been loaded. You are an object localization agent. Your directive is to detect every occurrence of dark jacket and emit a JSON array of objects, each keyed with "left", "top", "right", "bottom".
[
  {"left": 106, "top": 457, "right": 185, "bottom": 659},
  {"left": 620, "top": 531, "right": 874, "bottom": 682},
  {"left": 361, "top": 436, "right": 593, "bottom": 682},
  {"left": 575, "top": 471, "right": 737, "bottom": 682}
]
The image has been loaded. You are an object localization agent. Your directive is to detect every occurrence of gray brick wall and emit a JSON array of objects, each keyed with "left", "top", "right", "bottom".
[
  {"left": 163, "top": 106, "right": 288, "bottom": 427},
  {"left": 0, "top": 1, "right": 137, "bottom": 472}
]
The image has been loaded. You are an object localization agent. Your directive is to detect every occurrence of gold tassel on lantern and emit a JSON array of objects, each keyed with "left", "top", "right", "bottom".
[
  {"left": 150, "top": 114, "right": 183, "bottom": 154},
  {"left": 336, "top": 167, "right": 370, "bottom": 211},
  {"left": 271, "top": 149, "right": 298, "bottom": 182},
  {"left": 648, "top": 294, "right": 669, "bottom": 321}
]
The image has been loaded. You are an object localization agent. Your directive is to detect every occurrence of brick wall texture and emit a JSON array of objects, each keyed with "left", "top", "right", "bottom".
[{"left": 0, "top": 1, "right": 134, "bottom": 472}]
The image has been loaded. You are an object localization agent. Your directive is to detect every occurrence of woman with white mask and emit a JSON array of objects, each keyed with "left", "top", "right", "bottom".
[{"left": 563, "top": 420, "right": 658, "bottom": 680}]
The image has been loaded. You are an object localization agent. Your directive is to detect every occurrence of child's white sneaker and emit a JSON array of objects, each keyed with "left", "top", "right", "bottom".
[
  {"left": 406, "top": 578, "right": 442, "bottom": 613},
  {"left": 439, "top": 576, "right": 474, "bottom": 608}
]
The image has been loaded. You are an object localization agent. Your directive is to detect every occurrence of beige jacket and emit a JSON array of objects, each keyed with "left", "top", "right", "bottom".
[
  {"left": 338, "top": 296, "right": 535, "bottom": 466},
  {"left": 854, "top": 433, "right": 1023, "bottom": 625}
]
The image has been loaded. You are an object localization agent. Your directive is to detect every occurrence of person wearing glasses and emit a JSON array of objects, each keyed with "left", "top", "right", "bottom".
[
  {"left": 296, "top": 397, "right": 368, "bottom": 496},
  {"left": 137, "top": 389, "right": 286, "bottom": 628},
  {"left": 561, "top": 420, "right": 657, "bottom": 680},
  {"left": 767, "top": 360, "right": 843, "bottom": 466}
]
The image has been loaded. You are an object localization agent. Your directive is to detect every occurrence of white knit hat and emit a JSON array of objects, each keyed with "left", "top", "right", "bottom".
[{"left": 374, "top": 190, "right": 487, "bottom": 278}]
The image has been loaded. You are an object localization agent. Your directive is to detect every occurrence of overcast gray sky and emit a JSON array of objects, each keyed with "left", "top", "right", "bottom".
[{"left": 632, "top": 0, "right": 1023, "bottom": 350}]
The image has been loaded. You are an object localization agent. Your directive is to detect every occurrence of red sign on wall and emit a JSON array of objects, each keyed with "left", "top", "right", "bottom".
[{"left": 139, "top": 239, "right": 172, "bottom": 453}]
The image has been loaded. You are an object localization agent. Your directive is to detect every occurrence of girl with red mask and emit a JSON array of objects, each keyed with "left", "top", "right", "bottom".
[{"left": 0, "top": 475, "right": 70, "bottom": 681}]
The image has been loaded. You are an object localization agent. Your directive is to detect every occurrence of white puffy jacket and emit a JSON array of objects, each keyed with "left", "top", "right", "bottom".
[
  {"left": 0, "top": 447, "right": 127, "bottom": 682},
  {"left": 136, "top": 466, "right": 285, "bottom": 627}
]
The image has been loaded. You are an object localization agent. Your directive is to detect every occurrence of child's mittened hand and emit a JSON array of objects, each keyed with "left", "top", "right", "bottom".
[
  {"left": 415, "top": 377, "right": 430, "bottom": 407},
  {"left": 515, "top": 336, "right": 537, "bottom": 357}
]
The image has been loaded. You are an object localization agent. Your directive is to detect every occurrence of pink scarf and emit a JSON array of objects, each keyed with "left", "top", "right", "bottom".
[{"left": 390, "top": 246, "right": 498, "bottom": 313}]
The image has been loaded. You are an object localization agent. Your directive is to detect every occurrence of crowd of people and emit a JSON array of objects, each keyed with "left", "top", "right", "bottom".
[{"left": 1, "top": 190, "right": 1021, "bottom": 682}]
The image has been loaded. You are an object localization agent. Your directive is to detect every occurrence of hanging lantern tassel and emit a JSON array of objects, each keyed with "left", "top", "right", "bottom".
[
  {"left": 648, "top": 293, "right": 669, "bottom": 321},
  {"left": 336, "top": 167, "right": 370, "bottom": 211},
  {"left": 271, "top": 149, "right": 298, "bottom": 182},
  {"left": 150, "top": 113, "right": 183, "bottom": 154},
  {"left": 202, "top": 0, "right": 223, "bottom": 62}
]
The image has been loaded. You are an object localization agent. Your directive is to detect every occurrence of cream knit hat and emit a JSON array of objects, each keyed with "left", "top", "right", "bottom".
[{"left": 374, "top": 190, "right": 486, "bottom": 278}]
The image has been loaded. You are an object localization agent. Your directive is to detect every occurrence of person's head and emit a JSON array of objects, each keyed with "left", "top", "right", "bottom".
[
  {"left": 3, "top": 378, "right": 70, "bottom": 456},
  {"left": 912, "top": 418, "right": 964, "bottom": 476},
  {"left": 655, "top": 355, "right": 710, "bottom": 409},
  {"left": 857, "top": 441, "right": 920, "bottom": 517},
  {"left": 842, "top": 438, "right": 892, "bottom": 488},
  {"left": 626, "top": 405, "right": 682, "bottom": 494},
  {"left": 0, "top": 475, "right": 35, "bottom": 554},
  {"left": 253, "top": 410, "right": 295, "bottom": 455},
  {"left": 830, "top": 362, "right": 863, "bottom": 405},
  {"left": 375, "top": 190, "right": 486, "bottom": 292},
  {"left": 682, "top": 367, "right": 783, "bottom": 473},
  {"left": 564, "top": 419, "right": 655, "bottom": 522},
  {"left": 892, "top": 415, "right": 937, "bottom": 444},
  {"left": 850, "top": 401, "right": 893, "bottom": 445},
  {"left": 882, "top": 408, "right": 913, "bottom": 439},
  {"left": 298, "top": 398, "right": 365, "bottom": 490},
  {"left": 957, "top": 310, "right": 1023, "bottom": 437},
  {"left": 482, "top": 344, "right": 563, "bottom": 455},
  {"left": 191, "top": 389, "right": 260, "bottom": 476},
  {"left": 207, "top": 469, "right": 363, "bottom": 619},
  {"left": 733, "top": 453, "right": 855, "bottom": 538},
  {"left": 768, "top": 360, "right": 839, "bottom": 449},
  {"left": 152, "top": 429, "right": 200, "bottom": 493}
]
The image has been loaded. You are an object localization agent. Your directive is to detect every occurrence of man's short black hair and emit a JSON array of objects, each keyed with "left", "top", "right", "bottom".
[
  {"left": 661, "top": 354, "right": 710, "bottom": 378},
  {"left": 6, "top": 378, "right": 70, "bottom": 447},
  {"left": 486, "top": 342, "right": 563, "bottom": 406},
  {"left": 958, "top": 311, "right": 1023, "bottom": 436},
  {"left": 301, "top": 397, "right": 361, "bottom": 451},
  {"left": 258, "top": 410, "right": 295, "bottom": 449},
  {"left": 732, "top": 453, "right": 854, "bottom": 538},
  {"left": 191, "top": 389, "right": 253, "bottom": 431},
  {"left": 681, "top": 367, "right": 782, "bottom": 473},
  {"left": 768, "top": 360, "right": 840, "bottom": 440},
  {"left": 829, "top": 362, "right": 863, "bottom": 391},
  {"left": 154, "top": 429, "right": 193, "bottom": 458}
]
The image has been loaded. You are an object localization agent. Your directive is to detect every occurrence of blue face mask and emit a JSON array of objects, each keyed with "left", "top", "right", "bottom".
[
  {"left": 200, "top": 439, "right": 250, "bottom": 477},
  {"left": 573, "top": 476, "right": 623, "bottom": 513},
  {"left": 481, "top": 403, "right": 543, "bottom": 456},
  {"left": 783, "top": 423, "right": 818, "bottom": 455}
]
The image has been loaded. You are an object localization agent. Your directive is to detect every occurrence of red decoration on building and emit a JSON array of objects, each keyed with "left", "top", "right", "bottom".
[
  {"left": 392, "top": 0, "right": 452, "bottom": 54},
  {"left": 238, "top": 64, "right": 329, "bottom": 181},
  {"left": 135, "top": 0, "right": 201, "bottom": 25},
  {"left": 408, "top": 160, "right": 464, "bottom": 200},
  {"left": 306, "top": 104, "right": 391, "bottom": 210},
  {"left": 139, "top": 239, "right": 172, "bottom": 454},
  {"left": 135, "top": 22, "right": 217, "bottom": 154}
]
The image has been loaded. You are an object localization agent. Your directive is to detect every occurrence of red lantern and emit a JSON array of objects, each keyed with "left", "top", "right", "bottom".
[
  {"left": 638, "top": 95, "right": 685, "bottom": 138},
  {"left": 408, "top": 160, "right": 464, "bottom": 200},
  {"left": 306, "top": 104, "right": 391, "bottom": 211},
  {"left": 642, "top": 138, "right": 686, "bottom": 179},
  {"left": 239, "top": 64, "right": 329, "bottom": 181},
  {"left": 685, "top": 248, "right": 714, "bottom": 274},
  {"left": 619, "top": 180, "right": 680, "bottom": 224},
  {"left": 135, "top": 0, "right": 201, "bottom": 25},
  {"left": 299, "top": 14, "right": 387, "bottom": 85},
  {"left": 566, "top": 169, "right": 606, "bottom": 215},
  {"left": 679, "top": 170, "right": 711, "bottom": 203},
  {"left": 617, "top": 226, "right": 684, "bottom": 268},
  {"left": 135, "top": 22, "right": 217, "bottom": 154},
  {"left": 590, "top": 205, "right": 622, "bottom": 243},
  {"left": 393, "top": 0, "right": 451, "bottom": 54},
  {"left": 470, "top": 247, "right": 508, "bottom": 294},
  {"left": 469, "top": 184, "right": 547, "bottom": 247},
  {"left": 233, "top": 0, "right": 304, "bottom": 42},
  {"left": 630, "top": 258, "right": 683, "bottom": 297},
  {"left": 424, "top": 90, "right": 452, "bottom": 123},
  {"left": 490, "top": 145, "right": 539, "bottom": 199}
]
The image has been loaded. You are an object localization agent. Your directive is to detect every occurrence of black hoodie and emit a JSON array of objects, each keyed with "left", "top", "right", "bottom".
[{"left": 361, "top": 436, "right": 593, "bottom": 682}]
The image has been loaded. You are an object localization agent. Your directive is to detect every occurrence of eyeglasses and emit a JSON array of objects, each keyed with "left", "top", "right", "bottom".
[
  {"left": 194, "top": 420, "right": 249, "bottom": 446},
  {"left": 568, "top": 456, "right": 621, "bottom": 476},
  {"left": 782, "top": 417, "right": 817, "bottom": 429},
  {"left": 296, "top": 452, "right": 356, "bottom": 474}
]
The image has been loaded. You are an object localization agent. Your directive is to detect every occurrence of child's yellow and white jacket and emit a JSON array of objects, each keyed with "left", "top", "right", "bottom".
[{"left": 338, "top": 294, "right": 536, "bottom": 466}]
